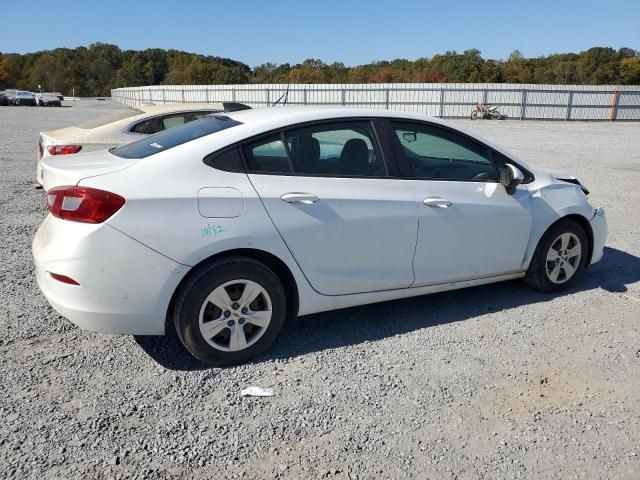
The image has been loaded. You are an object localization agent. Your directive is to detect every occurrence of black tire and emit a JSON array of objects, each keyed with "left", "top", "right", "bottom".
[
  {"left": 173, "top": 256, "right": 287, "bottom": 366},
  {"left": 491, "top": 110, "right": 500, "bottom": 119},
  {"left": 471, "top": 111, "right": 478, "bottom": 120},
  {"left": 524, "top": 219, "right": 588, "bottom": 293}
]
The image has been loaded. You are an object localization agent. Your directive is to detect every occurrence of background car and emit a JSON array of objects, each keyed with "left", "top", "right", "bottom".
[
  {"left": 15, "top": 91, "right": 37, "bottom": 106},
  {"left": 0, "top": 91, "right": 8, "bottom": 106},
  {"left": 35, "top": 93, "right": 62, "bottom": 107},
  {"left": 34, "top": 107, "right": 607, "bottom": 366},
  {"left": 4, "top": 89, "right": 18, "bottom": 105},
  {"left": 36, "top": 102, "right": 250, "bottom": 185}
]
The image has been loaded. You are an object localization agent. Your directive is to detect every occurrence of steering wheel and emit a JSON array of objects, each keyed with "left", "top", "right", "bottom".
[{"left": 471, "top": 171, "right": 490, "bottom": 180}]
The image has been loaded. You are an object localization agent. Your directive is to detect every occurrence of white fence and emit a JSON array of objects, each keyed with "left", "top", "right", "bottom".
[{"left": 111, "top": 83, "right": 640, "bottom": 121}]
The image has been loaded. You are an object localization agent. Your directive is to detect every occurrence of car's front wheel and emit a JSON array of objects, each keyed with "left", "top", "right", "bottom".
[
  {"left": 524, "top": 219, "right": 588, "bottom": 292},
  {"left": 173, "top": 256, "right": 287, "bottom": 366}
]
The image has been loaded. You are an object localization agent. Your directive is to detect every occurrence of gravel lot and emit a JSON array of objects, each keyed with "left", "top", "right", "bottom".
[{"left": 1, "top": 101, "right": 639, "bottom": 480}]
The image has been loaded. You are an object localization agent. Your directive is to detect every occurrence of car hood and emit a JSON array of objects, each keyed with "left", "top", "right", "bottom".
[
  {"left": 40, "top": 150, "right": 136, "bottom": 191},
  {"left": 529, "top": 166, "right": 589, "bottom": 194},
  {"left": 542, "top": 168, "right": 578, "bottom": 181}
]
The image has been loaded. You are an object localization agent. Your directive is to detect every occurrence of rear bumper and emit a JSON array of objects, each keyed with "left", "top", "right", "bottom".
[
  {"left": 33, "top": 216, "right": 189, "bottom": 335},
  {"left": 589, "top": 208, "right": 607, "bottom": 265},
  {"left": 36, "top": 159, "right": 45, "bottom": 186}
]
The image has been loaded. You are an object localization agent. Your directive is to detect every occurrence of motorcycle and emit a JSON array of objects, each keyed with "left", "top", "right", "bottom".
[{"left": 471, "top": 102, "right": 501, "bottom": 120}]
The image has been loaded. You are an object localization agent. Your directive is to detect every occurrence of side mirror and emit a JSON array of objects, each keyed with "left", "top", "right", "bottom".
[{"left": 500, "top": 164, "right": 525, "bottom": 194}]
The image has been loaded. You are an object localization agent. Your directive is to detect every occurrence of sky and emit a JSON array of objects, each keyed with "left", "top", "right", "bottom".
[{"left": 1, "top": 0, "right": 639, "bottom": 66}]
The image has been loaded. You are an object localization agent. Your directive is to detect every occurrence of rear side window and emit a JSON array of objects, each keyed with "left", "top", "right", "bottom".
[
  {"left": 244, "top": 135, "right": 293, "bottom": 174},
  {"left": 130, "top": 117, "right": 163, "bottom": 134},
  {"left": 285, "top": 122, "right": 385, "bottom": 177},
  {"left": 204, "top": 147, "right": 244, "bottom": 172},
  {"left": 112, "top": 116, "right": 242, "bottom": 159},
  {"left": 129, "top": 111, "right": 219, "bottom": 135}
]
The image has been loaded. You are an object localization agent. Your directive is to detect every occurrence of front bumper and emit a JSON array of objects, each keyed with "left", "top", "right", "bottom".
[
  {"left": 33, "top": 215, "right": 189, "bottom": 335},
  {"left": 589, "top": 208, "right": 607, "bottom": 265}
]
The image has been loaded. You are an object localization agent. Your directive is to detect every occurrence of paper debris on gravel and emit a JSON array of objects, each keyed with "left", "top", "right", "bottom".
[{"left": 240, "top": 386, "right": 274, "bottom": 397}]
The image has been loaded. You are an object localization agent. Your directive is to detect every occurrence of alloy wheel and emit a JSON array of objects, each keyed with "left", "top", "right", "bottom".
[
  {"left": 198, "top": 279, "right": 272, "bottom": 352},
  {"left": 545, "top": 232, "right": 582, "bottom": 284}
]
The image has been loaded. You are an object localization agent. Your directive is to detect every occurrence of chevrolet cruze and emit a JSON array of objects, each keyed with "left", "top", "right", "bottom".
[{"left": 33, "top": 107, "right": 607, "bottom": 365}]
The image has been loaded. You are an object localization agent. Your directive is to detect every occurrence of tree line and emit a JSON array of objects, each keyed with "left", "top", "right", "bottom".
[{"left": 1, "top": 43, "right": 639, "bottom": 96}]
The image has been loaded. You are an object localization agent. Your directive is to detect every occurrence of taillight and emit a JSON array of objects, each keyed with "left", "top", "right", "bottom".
[
  {"left": 46, "top": 186, "right": 125, "bottom": 223},
  {"left": 47, "top": 145, "right": 82, "bottom": 155}
]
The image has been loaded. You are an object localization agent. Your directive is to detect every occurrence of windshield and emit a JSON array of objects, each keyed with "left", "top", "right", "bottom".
[{"left": 111, "top": 115, "right": 242, "bottom": 159}]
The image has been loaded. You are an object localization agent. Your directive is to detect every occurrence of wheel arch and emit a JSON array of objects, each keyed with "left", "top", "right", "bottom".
[
  {"left": 542, "top": 214, "right": 594, "bottom": 265},
  {"left": 165, "top": 248, "right": 300, "bottom": 334}
]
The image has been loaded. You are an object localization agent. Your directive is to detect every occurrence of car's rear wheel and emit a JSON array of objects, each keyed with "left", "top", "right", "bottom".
[
  {"left": 524, "top": 219, "right": 588, "bottom": 292},
  {"left": 173, "top": 256, "right": 287, "bottom": 366}
]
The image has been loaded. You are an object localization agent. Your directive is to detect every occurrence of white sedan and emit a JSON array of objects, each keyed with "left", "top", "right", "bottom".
[
  {"left": 36, "top": 102, "right": 249, "bottom": 186},
  {"left": 33, "top": 107, "right": 607, "bottom": 365}
]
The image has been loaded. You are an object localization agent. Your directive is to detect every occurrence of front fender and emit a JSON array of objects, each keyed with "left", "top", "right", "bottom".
[{"left": 522, "top": 183, "right": 595, "bottom": 268}]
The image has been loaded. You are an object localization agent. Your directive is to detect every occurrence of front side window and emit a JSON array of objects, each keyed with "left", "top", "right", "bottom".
[
  {"left": 112, "top": 115, "right": 242, "bottom": 159},
  {"left": 392, "top": 122, "right": 498, "bottom": 181},
  {"left": 285, "top": 122, "right": 385, "bottom": 177}
]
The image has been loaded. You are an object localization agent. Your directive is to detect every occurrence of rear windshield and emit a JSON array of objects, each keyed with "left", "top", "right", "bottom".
[
  {"left": 76, "top": 108, "right": 143, "bottom": 129},
  {"left": 111, "top": 115, "right": 242, "bottom": 159}
]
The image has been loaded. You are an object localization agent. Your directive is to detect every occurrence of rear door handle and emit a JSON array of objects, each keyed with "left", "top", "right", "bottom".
[
  {"left": 423, "top": 197, "right": 452, "bottom": 208},
  {"left": 281, "top": 192, "right": 319, "bottom": 204}
]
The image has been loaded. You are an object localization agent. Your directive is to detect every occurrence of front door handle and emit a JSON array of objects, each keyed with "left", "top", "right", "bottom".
[
  {"left": 423, "top": 197, "right": 452, "bottom": 208},
  {"left": 281, "top": 192, "right": 319, "bottom": 204}
]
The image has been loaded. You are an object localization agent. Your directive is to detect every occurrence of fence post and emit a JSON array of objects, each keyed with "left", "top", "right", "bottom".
[
  {"left": 265, "top": 88, "right": 269, "bottom": 106},
  {"left": 482, "top": 88, "right": 488, "bottom": 105},
  {"left": 204, "top": 89, "right": 209, "bottom": 103},
  {"left": 232, "top": 89, "right": 236, "bottom": 102},
  {"left": 303, "top": 88, "right": 307, "bottom": 105},
  {"left": 565, "top": 90, "right": 573, "bottom": 121},
  {"left": 384, "top": 88, "right": 390, "bottom": 110},
  {"left": 341, "top": 88, "right": 346, "bottom": 106},
  {"left": 439, "top": 88, "right": 444, "bottom": 117},
  {"left": 520, "top": 88, "right": 527, "bottom": 120},
  {"left": 162, "top": 89, "right": 165, "bottom": 104},
  {"left": 181, "top": 89, "right": 185, "bottom": 103},
  {"left": 609, "top": 89, "right": 620, "bottom": 121}
]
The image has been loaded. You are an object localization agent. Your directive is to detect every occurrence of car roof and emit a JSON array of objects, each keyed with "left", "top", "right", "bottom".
[
  {"left": 137, "top": 103, "right": 226, "bottom": 114},
  {"left": 223, "top": 105, "right": 450, "bottom": 128}
]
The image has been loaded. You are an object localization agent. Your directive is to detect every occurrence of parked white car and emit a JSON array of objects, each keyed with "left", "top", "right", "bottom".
[
  {"left": 36, "top": 102, "right": 250, "bottom": 185},
  {"left": 33, "top": 107, "right": 607, "bottom": 365}
]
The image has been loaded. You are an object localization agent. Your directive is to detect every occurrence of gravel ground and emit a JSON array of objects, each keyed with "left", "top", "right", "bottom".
[{"left": 1, "top": 101, "right": 639, "bottom": 480}]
